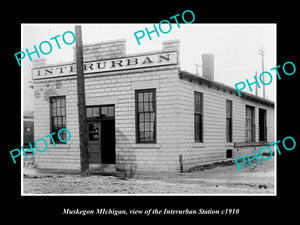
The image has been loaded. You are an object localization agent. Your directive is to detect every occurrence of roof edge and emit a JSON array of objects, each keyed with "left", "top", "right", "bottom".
[{"left": 179, "top": 70, "right": 274, "bottom": 107}]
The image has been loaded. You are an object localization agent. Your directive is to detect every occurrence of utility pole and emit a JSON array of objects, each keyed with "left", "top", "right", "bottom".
[
  {"left": 255, "top": 71, "right": 258, "bottom": 96},
  {"left": 258, "top": 46, "right": 265, "bottom": 98},
  {"left": 75, "top": 25, "right": 89, "bottom": 177}
]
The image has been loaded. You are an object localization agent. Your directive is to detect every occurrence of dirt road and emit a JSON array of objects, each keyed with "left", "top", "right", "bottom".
[{"left": 23, "top": 156, "right": 275, "bottom": 195}]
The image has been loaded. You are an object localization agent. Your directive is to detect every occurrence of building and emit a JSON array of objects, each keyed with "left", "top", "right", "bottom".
[{"left": 31, "top": 39, "right": 274, "bottom": 174}]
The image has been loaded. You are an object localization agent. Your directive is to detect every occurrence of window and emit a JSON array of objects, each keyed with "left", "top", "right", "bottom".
[
  {"left": 259, "top": 108, "right": 267, "bottom": 142},
  {"left": 50, "top": 96, "right": 67, "bottom": 144},
  {"left": 135, "top": 89, "right": 156, "bottom": 143},
  {"left": 246, "top": 105, "right": 255, "bottom": 142},
  {"left": 88, "top": 123, "right": 100, "bottom": 141},
  {"left": 86, "top": 105, "right": 115, "bottom": 118},
  {"left": 194, "top": 92, "right": 203, "bottom": 142},
  {"left": 226, "top": 100, "right": 232, "bottom": 142},
  {"left": 226, "top": 149, "right": 233, "bottom": 158}
]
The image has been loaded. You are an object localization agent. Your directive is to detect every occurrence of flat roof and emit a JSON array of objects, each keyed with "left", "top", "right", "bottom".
[{"left": 179, "top": 70, "right": 274, "bottom": 107}]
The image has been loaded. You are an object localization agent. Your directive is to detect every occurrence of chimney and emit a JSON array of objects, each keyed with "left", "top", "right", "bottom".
[{"left": 202, "top": 53, "right": 214, "bottom": 81}]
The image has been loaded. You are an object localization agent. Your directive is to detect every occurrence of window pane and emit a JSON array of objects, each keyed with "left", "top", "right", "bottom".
[
  {"left": 101, "top": 107, "right": 108, "bottom": 117},
  {"left": 51, "top": 98, "right": 57, "bottom": 105},
  {"left": 144, "top": 132, "right": 150, "bottom": 142},
  {"left": 108, "top": 106, "right": 114, "bottom": 117},
  {"left": 150, "top": 122, "right": 154, "bottom": 131},
  {"left": 92, "top": 107, "right": 100, "bottom": 117},
  {"left": 139, "top": 113, "right": 144, "bottom": 122},
  {"left": 149, "top": 101, "right": 154, "bottom": 111},
  {"left": 52, "top": 106, "right": 57, "bottom": 116},
  {"left": 145, "top": 122, "right": 149, "bottom": 131},
  {"left": 57, "top": 117, "right": 62, "bottom": 127},
  {"left": 194, "top": 92, "right": 203, "bottom": 114},
  {"left": 87, "top": 108, "right": 93, "bottom": 117},
  {"left": 88, "top": 123, "right": 94, "bottom": 132},
  {"left": 144, "top": 102, "right": 149, "bottom": 111},
  {"left": 61, "top": 98, "right": 66, "bottom": 107},
  {"left": 57, "top": 99, "right": 61, "bottom": 107},
  {"left": 138, "top": 103, "right": 143, "bottom": 112},
  {"left": 145, "top": 112, "right": 150, "bottom": 121},
  {"left": 138, "top": 93, "right": 143, "bottom": 102},
  {"left": 139, "top": 132, "right": 145, "bottom": 142},
  {"left": 60, "top": 130, "right": 66, "bottom": 141},
  {"left": 150, "top": 112, "right": 155, "bottom": 121},
  {"left": 144, "top": 92, "right": 149, "bottom": 102},
  {"left": 57, "top": 107, "right": 61, "bottom": 116},
  {"left": 62, "top": 117, "right": 66, "bottom": 127},
  {"left": 149, "top": 132, "right": 154, "bottom": 141},
  {"left": 139, "top": 122, "right": 145, "bottom": 131},
  {"left": 53, "top": 117, "right": 58, "bottom": 127},
  {"left": 149, "top": 92, "right": 153, "bottom": 102},
  {"left": 61, "top": 106, "right": 66, "bottom": 116}
]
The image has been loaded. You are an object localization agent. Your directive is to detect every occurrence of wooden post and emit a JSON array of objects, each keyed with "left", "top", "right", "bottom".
[
  {"left": 179, "top": 154, "right": 183, "bottom": 173},
  {"left": 255, "top": 71, "right": 258, "bottom": 96},
  {"left": 75, "top": 25, "right": 89, "bottom": 176}
]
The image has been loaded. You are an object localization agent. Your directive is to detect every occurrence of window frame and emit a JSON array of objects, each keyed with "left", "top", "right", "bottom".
[
  {"left": 194, "top": 91, "right": 203, "bottom": 143},
  {"left": 86, "top": 105, "right": 115, "bottom": 120},
  {"left": 226, "top": 100, "right": 233, "bottom": 142},
  {"left": 49, "top": 96, "right": 67, "bottom": 144},
  {"left": 135, "top": 89, "right": 157, "bottom": 144},
  {"left": 259, "top": 108, "right": 267, "bottom": 142},
  {"left": 245, "top": 105, "right": 255, "bottom": 142}
]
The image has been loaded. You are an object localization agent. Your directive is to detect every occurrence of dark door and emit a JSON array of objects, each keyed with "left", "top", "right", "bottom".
[
  {"left": 259, "top": 108, "right": 267, "bottom": 141},
  {"left": 87, "top": 122, "right": 101, "bottom": 164},
  {"left": 101, "top": 119, "right": 116, "bottom": 164}
]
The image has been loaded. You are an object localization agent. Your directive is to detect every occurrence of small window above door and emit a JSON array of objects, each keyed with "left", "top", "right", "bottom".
[{"left": 86, "top": 105, "right": 115, "bottom": 119}]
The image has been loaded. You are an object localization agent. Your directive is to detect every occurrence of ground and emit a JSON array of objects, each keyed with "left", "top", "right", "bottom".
[{"left": 23, "top": 155, "right": 275, "bottom": 195}]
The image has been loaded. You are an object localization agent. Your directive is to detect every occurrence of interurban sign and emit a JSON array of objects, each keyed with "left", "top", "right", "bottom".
[{"left": 32, "top": 51, "right": 178, "bottom": 80}]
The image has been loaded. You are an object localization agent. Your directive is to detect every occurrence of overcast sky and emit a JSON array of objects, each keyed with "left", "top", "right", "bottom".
[{"left": 22, "top": 23, "right": 276, "bottom": 111}]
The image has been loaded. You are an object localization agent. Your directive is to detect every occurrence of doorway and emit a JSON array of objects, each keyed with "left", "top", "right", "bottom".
[
  {"left": 259, "top": 108, "right": 267, "bottom": 142},
  {"left": 86, "top": 105, "right": 116, "bottom": 164},
  {"left": 101, "top": 119, "right": 116, "bottom": 164},
  {"left": 87, "top": 121, "right": 101, "bottom": 164}
]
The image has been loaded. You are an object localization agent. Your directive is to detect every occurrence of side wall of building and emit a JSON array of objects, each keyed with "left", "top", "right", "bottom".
[{"left": 177, "top": 78, "right": 275, "bottom": 171}]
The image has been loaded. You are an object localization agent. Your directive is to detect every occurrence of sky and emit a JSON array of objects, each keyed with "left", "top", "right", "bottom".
[{"left": 22, "top": 23, "right": 276, "bottom": 111}]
